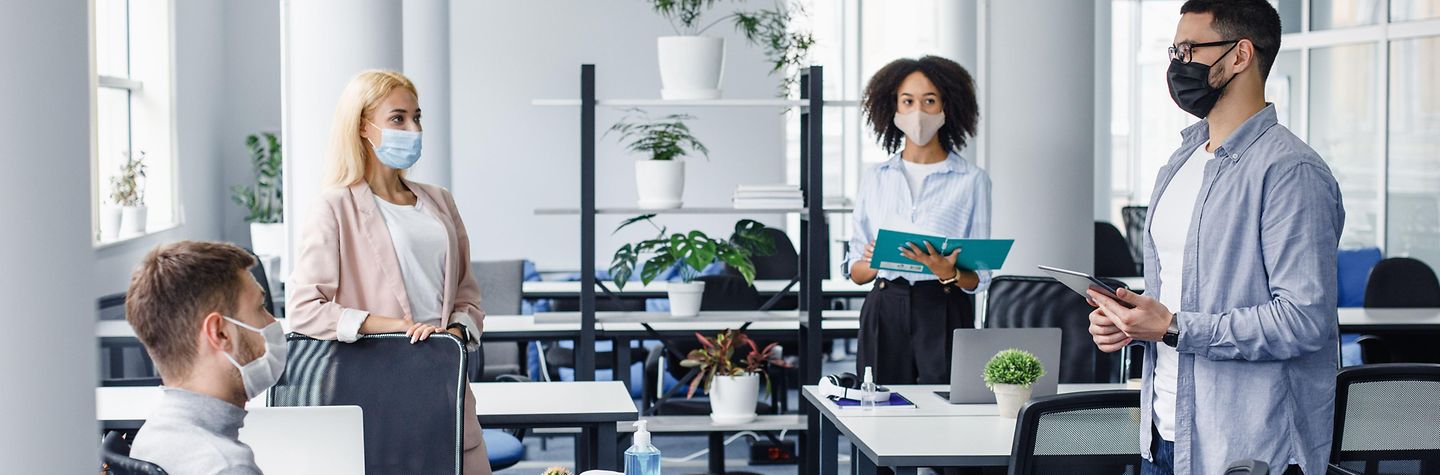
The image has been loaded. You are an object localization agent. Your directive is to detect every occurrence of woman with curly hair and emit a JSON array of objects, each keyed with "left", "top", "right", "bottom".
[{"left": 845, "top": 55, "right": 991, "bottom": 385}]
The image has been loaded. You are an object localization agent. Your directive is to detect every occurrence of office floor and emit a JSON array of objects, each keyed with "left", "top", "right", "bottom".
[{"left": 496, "top": 358, "right": 858, "bottom": 474}]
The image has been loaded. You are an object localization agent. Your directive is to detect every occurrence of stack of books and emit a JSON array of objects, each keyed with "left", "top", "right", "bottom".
[{"left": 733, "top": 184, "right": 804, "bottom": 209}]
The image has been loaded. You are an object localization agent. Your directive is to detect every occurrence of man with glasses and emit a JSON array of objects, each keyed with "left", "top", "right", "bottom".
[{"left": 1086, "top": 0, "right": 1344, "bottom": 474}]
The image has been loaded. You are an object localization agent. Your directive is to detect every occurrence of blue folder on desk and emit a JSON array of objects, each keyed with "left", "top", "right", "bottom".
[{"left": 869, "top": 229, "right": 1014, "bottom": 274}]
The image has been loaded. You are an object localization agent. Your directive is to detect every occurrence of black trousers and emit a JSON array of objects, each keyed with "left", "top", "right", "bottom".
[{"left": 856, "top": 277, "right": 975, "bottom": 385}]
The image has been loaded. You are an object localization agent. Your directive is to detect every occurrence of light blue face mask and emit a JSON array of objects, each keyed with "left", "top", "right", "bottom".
[{"left": 366, "top": 121, "right": 423, "bottom": 169}]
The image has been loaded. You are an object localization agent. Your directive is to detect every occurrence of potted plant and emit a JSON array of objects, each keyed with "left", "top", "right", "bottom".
[
  {"left": 983, "top": 348, "right": 1046, "bottom": 418},
  {"left": 110, "top": 150, "right": 147, "bottom": 238},
  {"left": 647, "top": 0, "right": 815, "bottom": 98},
  {"left": 679, "top": 329, "right": 791, "bottom": 423},
  {"left": 609, "top": 214, "right": 773, "bottom": 317},
  {"left": 231, "top": 132, "right": 284, "bottom": 257},
  {"left": 607, "top": 109, "right": 709, "bottom": 209}
]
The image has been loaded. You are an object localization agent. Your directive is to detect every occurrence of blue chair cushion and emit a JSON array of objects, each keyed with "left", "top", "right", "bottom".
[
  {"left": 1337, "top": 247, "right": 1382, "bottom": 308},
  {"left": 483, "top": 429, "right": 525, "bottom": 467}
]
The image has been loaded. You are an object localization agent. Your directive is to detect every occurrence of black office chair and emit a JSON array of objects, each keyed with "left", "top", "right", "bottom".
[
  {"left": 269, "top": 333, "right": 470, "bottom": 475},
  {"left": 1330, "top": 363, "right": 1440, "bottom": 475},
  {"left": 751, "top": 227, "right": 798, "bottom": 281},
  {"left": 1008, "top": 389, "right": 1142, "bottom": 475},
  {"left": 243, "top": 248, "right": 276, "bottom": 317},
  {"left": 470, "top": 260, "right": 528, "bottom": 382},
  {"left": 985, "top": 275, "right": 1128, "bottom": 383},
  {"left": 1095, "top": 221, "right": 1140, "bottom": 278},
  {"left": 1358, "top": 258, "right": 1440, "bottom": 363},
  {"left": 1120, "top": 206, "right": 1149, "bottom": 271},
  {"left": 100, "top": 431, "right": 168, "bottom": 475},
  {"left": 1225, "top": 459, "right": 1270, "bottom": 474}
]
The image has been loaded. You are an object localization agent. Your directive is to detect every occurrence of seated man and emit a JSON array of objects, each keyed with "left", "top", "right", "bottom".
[{"left": 125, "top": 241, "right": 286, "bottom": 474}]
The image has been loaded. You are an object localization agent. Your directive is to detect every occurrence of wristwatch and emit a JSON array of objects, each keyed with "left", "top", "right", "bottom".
[
  {"left": 1162, "top": 313, "right": 1180, "bottom": 348},
  {"left": 446, "top": 322, "right": 472, "bottom": 345},
  {"left": 938, "top": 272, "right": 960, "bottom": 286}
]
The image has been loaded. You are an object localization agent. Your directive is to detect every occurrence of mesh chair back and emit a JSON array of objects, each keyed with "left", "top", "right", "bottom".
[
  {"left": 985, "top": 276, "right": 1127, "bottom": 383},
  {"left": 1009, "top": 390, "right": 1142, "bottom": 475},
  {"left": 1095, "top": 222, "right": 1140, "bottom": 277},
  {"left": 101, "top": 431, "right": 169, "bottom": 475},
  {"left": 269, "top": 334, "right": 468, "bottom": 475},
  {"left": 1364, "top": 258, "right": 1440, "bottom": 308},
  {"left": 1332, "top": 364, "right": 1440, "bottom": 474},
  {"left": 1120, "top": 206, "right": 1148, "bottom": 270}
]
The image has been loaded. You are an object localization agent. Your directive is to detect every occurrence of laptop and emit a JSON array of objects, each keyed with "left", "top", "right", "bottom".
[
  {"left": 939, "top": 328, "right": 1062, "bottom": 404},
  {"left": 238, "top": 406, "right": 366, "bottom": 475}
]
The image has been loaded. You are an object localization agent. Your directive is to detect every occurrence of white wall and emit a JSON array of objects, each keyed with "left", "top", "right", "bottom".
[
  {"left": 221, "top": 0, "right": 283, "bottom": 247},
  {"left": 452, "top": 0, "right": 789, "bottom": 271},
  {"left": 0, "top": 1, "right": 95, "bottom": 469}
]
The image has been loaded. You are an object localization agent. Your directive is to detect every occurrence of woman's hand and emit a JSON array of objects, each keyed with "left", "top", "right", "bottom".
[
  {"left": 404, "top": 319, "right": 445, "bottom": 344},
  {"left": 849, "top": 242, "right": 879, "bottom": 284},
  {"left": 900, "top": 241, "right": 960, "bottom": 279}
]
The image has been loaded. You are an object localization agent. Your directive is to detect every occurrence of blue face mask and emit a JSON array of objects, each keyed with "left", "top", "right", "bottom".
[{"left": 366, "top": 121, "right": 422, "bottom": 169}]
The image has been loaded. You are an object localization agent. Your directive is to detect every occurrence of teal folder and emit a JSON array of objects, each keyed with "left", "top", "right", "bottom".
[{"left": 868, "top": 229, "right": 1014, "bottom": 274}]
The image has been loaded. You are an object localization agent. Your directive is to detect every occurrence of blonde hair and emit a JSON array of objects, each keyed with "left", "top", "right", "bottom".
[{"left": 324, "top": 70, "right": 419, "bottom": 188}]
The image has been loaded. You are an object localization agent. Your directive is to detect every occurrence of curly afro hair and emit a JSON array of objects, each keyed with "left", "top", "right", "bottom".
[{"left": 862, "top": 55, "right": 979, "bottom": 155}]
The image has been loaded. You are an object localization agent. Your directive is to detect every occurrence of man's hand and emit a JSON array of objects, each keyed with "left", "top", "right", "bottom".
[
  {"left": 1088, "top": 288, "right": 1173, "bottom": 342},
  {"left": 1088, "top": 307, "right": 1131, "bottom": 352}
]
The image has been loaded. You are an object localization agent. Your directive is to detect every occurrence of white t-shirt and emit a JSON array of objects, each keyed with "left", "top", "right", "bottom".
[
  {"left": 335, "top": 196, "right": 449, "bottom": 340},
  {"left": 1148, "top": 143, "right": 1214, "bottom": 442},
  {"left": 900, "top": 159, "right": 947, "bottom": 203}
]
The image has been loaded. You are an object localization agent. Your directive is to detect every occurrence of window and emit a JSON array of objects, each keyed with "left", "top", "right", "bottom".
[
  {"left": 92, "top": 0, "right": 176, "bottom": 245},
  {"left": 1108, "top": 0, "right": 1440, "bottom": 269}
]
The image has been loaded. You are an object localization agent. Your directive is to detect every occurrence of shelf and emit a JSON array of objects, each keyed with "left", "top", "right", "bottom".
[
  {"left": 534, "top": 206, "right": 852, "bottom": 215},
  {"left": 532, "top": 98, "right": 859, "bottom": 108}
]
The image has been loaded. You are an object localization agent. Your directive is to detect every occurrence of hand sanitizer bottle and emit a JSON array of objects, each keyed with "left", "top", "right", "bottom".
[
  {"left": 860, "top": 366, "right": 878, "bottom": 411},
  {"left": 625, "top": 420, "right": 661, "bottom": 475}
]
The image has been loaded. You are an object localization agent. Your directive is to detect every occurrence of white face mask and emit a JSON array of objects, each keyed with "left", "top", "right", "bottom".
[
  {"left": 893, "top": 110, "right": 946, "bottom": 146},
  {"left": 222, "top": 316, "right": 288, "bottom": 400}
]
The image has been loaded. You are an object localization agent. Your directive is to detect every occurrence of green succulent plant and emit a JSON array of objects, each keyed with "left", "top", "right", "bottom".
[{"left": 983, "top": 348, "right": 1045, "bottom": 389}]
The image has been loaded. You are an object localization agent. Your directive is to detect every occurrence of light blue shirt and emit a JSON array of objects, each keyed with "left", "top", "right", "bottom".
[
  {"left": 844, "top": 151, "right": 992, "bottom": 294},
  {"left": 1140, "top": 104, "right": 1344, "bottom": 474}
]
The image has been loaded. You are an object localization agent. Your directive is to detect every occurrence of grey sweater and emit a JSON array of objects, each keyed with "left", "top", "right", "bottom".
[{"left": 130, "top": 388, "right": 263, "bottom": 475}]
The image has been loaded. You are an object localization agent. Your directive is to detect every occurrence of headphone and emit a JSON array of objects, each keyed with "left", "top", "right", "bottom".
[{"left": 817, "top": 372, "right": 891, "bottom": 402}]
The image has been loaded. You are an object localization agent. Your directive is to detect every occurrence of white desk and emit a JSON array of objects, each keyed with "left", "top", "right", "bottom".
[
  {"left": 1337, "top": 307, "right": 1440, "bottom": 332},
  {"left": 803, "top": 383, "right": 1129, "bottom": 474},
  {"left": 533, "top": 309, "right": 858, "bottom": 325},
  {"left": 522, "top": 279, "right": 870, "bottom": 299},
  {"left": 99, "top": 315, "right": 555, "bottom": 341}
]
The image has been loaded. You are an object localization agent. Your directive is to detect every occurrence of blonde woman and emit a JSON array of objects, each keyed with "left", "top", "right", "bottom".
[{"left": 288, "top": 70, "right": 491, "bottom": 473}]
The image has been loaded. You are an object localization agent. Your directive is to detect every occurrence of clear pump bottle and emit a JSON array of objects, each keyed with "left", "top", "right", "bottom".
[
  {"left": 624, "top": 420, "right": 661, "bottom": 475},
  {"left": 860, "top": 366, "right": 878, "bottom": 410}
]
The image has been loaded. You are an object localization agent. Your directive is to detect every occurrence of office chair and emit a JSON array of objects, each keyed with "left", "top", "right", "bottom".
[
  {"left": 470, "top": 260, "right": 528, "bottom": 382},
  {"left": 269, "top": 333, "right": 469, "bottom": 475},
  {"left": 985, "top": 275, "right": 1129, "bottom": 383},
  {"left": 1095, "top": 221, "right": 1140, "bottom": 277},
  {"left": 1330, "top": 363, "right": 1440, "bottom": 475},
  {"left": 100, "top": 431, "right": 168, "bottom": 475},
  {"left": 1008, "top": 389, "right": 1142, "bottom": 475},
  {"left": 1357, "top": 258, "right": 1440, "bottom": 363},
  {"left": 484, "top": 373, "right": 531, "bottom": 470},
  {"left": 1120, "top": 206, "right": 1148, "bottom": 271}
]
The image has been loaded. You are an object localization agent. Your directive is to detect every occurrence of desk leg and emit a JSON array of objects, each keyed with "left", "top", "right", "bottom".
[
  {"left": 577, "top": 428, "right": 593, "bottom": 472},
  {"left": 892, "top": 467, "right": 917, "bottom": 475},
  {"left": 596, "top": 422, "right": 619, "bottom": 471},
  {"left": 708, "top": 432, "right": 725, "bottom": 474},
  {"left": 819, "top": 412, "right": 838, "bottom": 475},
  {"left": 613, "top": 336, "right": 633, "bottom": 393},
  {"left": 856, "top": 449, "right": 878, "bottom": 475},
  {"left": 850, "top": 445, "right": 859, "bottom": 475}
]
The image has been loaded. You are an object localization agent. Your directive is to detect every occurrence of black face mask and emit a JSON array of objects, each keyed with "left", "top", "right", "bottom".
[{"left": 1167, "top": 42, "right": 1240, "bottom": 119}]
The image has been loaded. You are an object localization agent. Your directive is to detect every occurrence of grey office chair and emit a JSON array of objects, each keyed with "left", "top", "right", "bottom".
[
  {"left": 1330, "top": 363, "right": 1440, "bottom": 475},
  {"left": 470, "top": 260, "right": 527, "bottom": 381},
  {"left": 270, "top": 333, "right": 469, "bottom": 475},
  {"left": 1008, "top": 389, "right": 1142, "bottom": 475}
]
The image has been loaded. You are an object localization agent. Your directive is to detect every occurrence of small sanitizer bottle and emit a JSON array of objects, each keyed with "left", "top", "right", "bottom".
[
  {"left": 860, "top": 366, "right": 878, "bottom": 410},
  {"left": 624, "top": 420, "right": 661, "bottom": 475}
]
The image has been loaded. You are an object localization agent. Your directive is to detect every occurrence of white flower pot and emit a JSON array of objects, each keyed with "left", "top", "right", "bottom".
[
  {"left": 635, "top": 160, "right": 685, "bottom": 209},
  {"left": 667, "top": 281, "right": 705, "bottom": 317},
  {"left": 249, "top": 222, "right": 286, "bottom": 258},
  {"left": 709, "top": 373, "right": 759, "bottom": 424},
  {"left": 100, "top": 206, "right": 123, "bottom": 241},
  {"left": 120, "top": 206, "right": 147, "bottom": 237},
  {"left": 992, "top": 383, "right": 1033, "bottom": 419},
  {"left": 657, "top": 36, "right": 725, "bottom": 100}
]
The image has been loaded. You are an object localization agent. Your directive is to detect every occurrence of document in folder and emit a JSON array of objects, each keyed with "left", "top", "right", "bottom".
[{"left": 868, "top": 229, "right": 1014, "bottom": 274}]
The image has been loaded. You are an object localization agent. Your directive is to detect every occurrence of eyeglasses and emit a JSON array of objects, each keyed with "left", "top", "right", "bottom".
[{"left": 1168, "top": 40, "right": 1239, "bottom": 64}]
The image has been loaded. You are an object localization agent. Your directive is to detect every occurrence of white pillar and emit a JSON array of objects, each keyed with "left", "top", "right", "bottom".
[
  {"left": 980, "top": 0, "right": 1097, "bottom": 274},
  {"left": 280, "top": 0, "right": 403, "bottom": 276},
  {"left": 402, "top": 0, "right": 451, "bottom": 189},
  {"left": 0, "top": 0, "right": 95, "bottom": 470}
]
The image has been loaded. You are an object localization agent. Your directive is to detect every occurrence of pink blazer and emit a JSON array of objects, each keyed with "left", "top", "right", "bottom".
[{"left": 287, "top": 179, "right": 485, "bottom": 340}]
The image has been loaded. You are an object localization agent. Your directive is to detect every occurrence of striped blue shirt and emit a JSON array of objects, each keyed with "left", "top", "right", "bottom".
[{"left": 844, "top": 151, "right": 992, "bottom": 294}]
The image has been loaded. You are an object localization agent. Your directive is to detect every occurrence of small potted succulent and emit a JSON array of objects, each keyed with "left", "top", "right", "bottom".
[
  {"left": 680, "top": 329, "right": 791, "bottom": 424},
  {"left": 646, "top": 0, "right": 815, "bottom": 98},
  {"left": 231, "top": 132, "right": 284, "bottom": 257},
  {"left": 610, "top": 215, "right": 773, "bottom": 316},
  {"left": 983, "top": 348, "right": 1045, "bottom": 418},
  {"left": 110, "top": 150, "right": 148, "bottom": 238},
  {"left": 540, "top": 467, "right": 573, "bottom": 475},
  {"left": 607, "top": 109, "right": 708, "bottom": 209}
]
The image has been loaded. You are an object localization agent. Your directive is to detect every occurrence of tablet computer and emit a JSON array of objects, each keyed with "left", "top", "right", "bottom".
[{"left": 1037, "top": 265, "right": 1134, "bottom": 308}]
